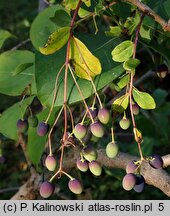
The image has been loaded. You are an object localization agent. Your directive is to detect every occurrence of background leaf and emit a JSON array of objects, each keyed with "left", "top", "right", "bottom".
[
  {"left": 0, "top": 97, "right": 34, "bottom": 140},
  {"left": 0, "top": 29, "right": 14, "bottom": 49},
  {"left": 0, "top": 50, "right": 35, "bottom": 96},
  {"left": 133, "top": 88, "right": 156, "bottom": 109},
  {"left": 30, "top": 5, "right": 66, "bottom": 50}
]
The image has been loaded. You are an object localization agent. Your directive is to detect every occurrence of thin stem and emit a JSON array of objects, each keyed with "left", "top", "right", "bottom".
[
  {"left": 61, "top": 170, "right": 73, "bottom": 179},
  {"left": 111, "top": 127, "right": 115, "bottom": 143},
  {"left": 68, "top": 64, "right": 94, "bottom": 123},
  {"left": 48, "top": 105, "right": 64, "bottom": 156},
  {"left": 66, "top": 104, "right": 75, "bottom": 131},
  {"left": 129, "top": 13, "right": 146, "bottom": 160},
  {"left": 49, "top": 170, "right": 60, "bottom": 182},
  {"left": 93, "top": 15, "right": 98, "bottom": 34},
  {"left": 45, "top": 63, "right": 65, "bottom": 124},
  {"left": 72, "top": 37, "right": 103, "bottom": 108}
]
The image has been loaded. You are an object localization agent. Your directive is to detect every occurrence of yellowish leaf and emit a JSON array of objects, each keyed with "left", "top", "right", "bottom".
[
  {"left": 70, "top": 37, "right": 102, "bottom": 80},
  {"left": 39, "top": 27, "right": 70, "bottom": 55}
]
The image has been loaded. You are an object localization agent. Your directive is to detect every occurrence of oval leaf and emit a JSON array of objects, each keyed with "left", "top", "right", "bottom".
[
  {"left": 123, "top": 58, "right": 140, "bottom": 71},
  {"left": 39, "top": 27, "right": 70, "bottom": 55},
  {"left": 70, "top": 37, "right": 102, "bottom": 80},
  {"left": 0, "top": 29, "right": 14, "bottom": 49},
  {"left": 113, "top": 94, "right": 129, "bottom": 113},
  {"left": 133, "top": 88, "right": 156, "bottom": 109},
  {"left": 111, "top": 40, "right": 134, "bottom": 62},
  {"left": 12, "top": 62, "right": 34, "bottom": 76}
]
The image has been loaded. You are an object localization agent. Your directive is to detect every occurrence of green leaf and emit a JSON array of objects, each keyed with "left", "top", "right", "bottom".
[
  {"left": 105, "top": 26, "right": 122, "bottom": 37},
  {"left": 123, "top": 58, "right": 140, "bottom": 71},
  {"left": 117, "top": 73, "right": 130, "bottom": 89},
  {"left": 70, "top": 37, "right": 102, "bottom": 80},
  {"left": 30, "top": 5, "right": 66, "bottom": 50},
  {"left": 111, "top": 40, "right": 134, "bottom": 62},
  {"left": 82, "top": 0, "right": 91, "bottom": 7},
  {"left": 0, "top": 50, "right": 35, "bottom": 96},
  {"left": 12, "top": 63, "right": 34, "bottom": 76},
  {"left": 140, "top": 24, "right": 151, "bottom": 41},
  {"left": 78, "top": 8, "right": 91, "bottom": 18},
  {"left": 39, "top": 27, "right": 70, "bottom": 55},
  {"left": 35, "top": 34, "right": 124, "bottom": 107},
  {"left": 49, "top": 10, "right": 71, "bottom": 27},
  {"left": 27, "top": 106, "right": 59, "bottom": 166},
  {"left": 0, "top": 97, "right": 34, "bottom": 140},
  {"left": 0, "top": 29, "right": 14, "bottom": 49},
  {"left": 62, "top": 0, "right": 78, "bottom": 10},
  {"left": 112, "top": 94, "right": 129, "bottom": 113},
  {"left": 133, "top": 88, "right": 156, "bottom": 109},
  {"left": 124, "top": 14, "right": 140, "bottom": 35}
]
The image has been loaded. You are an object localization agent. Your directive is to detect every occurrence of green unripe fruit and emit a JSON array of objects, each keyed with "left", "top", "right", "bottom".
[
  {"left": 98, "top": 108, "right": 110, "bottom": 124},
  {"left": 45, "top": 155, "right": 56, "bottom": 171},
  {"left": 28, "top": 115, "right": 38, "bottom": 127},
  {"left": 106, "top": 142, "right": 119, "bottom": 158},
  {"left": 90, "top": 121, "right": 104, "bottom": 138},
  {"left": 68, "top": 178, "right": 83, "bottom": 194},
  {"left": 89, "top": 160, "right": 102, "bottom": 176},
  {"left": 122, "top": 173, "right": 137, "bottom": 191},
  {"left": 74, "top": 123, "right": 87, "bottom": 139},
  {"left": 82, "top": 145, "right": 97, "bottom": 162},
  {"left": 76, "top": 158, "right": 88, "bottom": 172},
  {"left": 119, "top": 117, "right": 130, "bottom": 130}
]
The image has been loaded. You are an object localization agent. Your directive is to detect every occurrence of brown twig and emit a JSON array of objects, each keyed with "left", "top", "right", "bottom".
[{"left": 124, "top": 0, "right": 170, "bottom": 32}]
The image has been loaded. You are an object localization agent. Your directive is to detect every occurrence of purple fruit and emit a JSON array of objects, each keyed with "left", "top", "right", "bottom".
[
  {"left": 98, "top": 108, "right": 110, "bottom": 124},
  {"left": 133, "top": 174, "right": 145, "bottom": 193},
  {"left": 76, "top": 158, "right": 88, "bottom": 172},
  {"left": 122, "top": 173, "right": 137, "bottom": 191},
  {"left": 45, "top": 155, "right": 56, "bottom": 171},
  {"left": 90, "top": 121, "right": 104, "bottom": 138},
  {"left": 68, "top": 178, "right": 83, "bottom": 194},
  {"left": 126, "top": 160, "right": 138, "bottom": 173},
  {"left": 89, "top": 160, "right": 102, "bottom": 176},
  {"left": 39, "top": 181, "right": 54, "bottom": 198},
  {"left": 28, "top": 115, "right": 38, "bottom": 127},
  {"left": 37, "top": 122, "right": 49, "bottom": 136},
  {"left": 119, "top": 117, "right": 130, "bottom": 130},
  {"left": 17, "top": 119, "right": 28, "bottom": 133},
  {"left": 149, "top": 154, "right": 163, "bottom": 169},
  {"left": 74, "top": 123, "right": 87, "bottom": 139},
  {"left": 132, "top": 104, "right": 140, "bottom": 115},
  {"left": 82, "top": 145, "right": 97, "bottom": 162},
  {"left": 87, "top": 106, "right": 98, "bottom": 118}
]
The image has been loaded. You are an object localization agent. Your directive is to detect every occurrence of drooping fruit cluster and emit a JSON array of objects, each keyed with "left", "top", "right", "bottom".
[
  {"left": 17, "top": 119, "right": 28, "bottom": 133},
  {"left": 37, "top": 121, "right": 49, "bottom": 136},
  {"left": 74, "top": 107, "right": 110, "bottom": 140},
  {"left": 119, "top": 117, "right": 130, "bottom": 130},
  {"left": 122, "top": 160, "right": 145, "bottom": 193},
  {"left": 76, "top": 145, "right": 102, "bottom": 176}
]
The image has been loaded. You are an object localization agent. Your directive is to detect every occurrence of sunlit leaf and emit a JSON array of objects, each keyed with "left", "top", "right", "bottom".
[
  {"left": 123, "top": 58, "right": 140, "bottom": 71},
  {"left": 39, "top": 27, "right": 70, "bottom": 55},
  {"left": 70, "top": 37, "right": 102, "bottom": 80},
  {"left": 112, "top": 94, "right": 129, "bottom": 113},
  {"left": 133, "top": 88, "right": 156, "bottom": 109},
  {"left": 111, "top": 40, "right": 134, "bottom": 62}
]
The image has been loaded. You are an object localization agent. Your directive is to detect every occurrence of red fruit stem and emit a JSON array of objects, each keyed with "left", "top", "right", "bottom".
[
  {"left": 60, "top": 0, "right": 82, "bottom": 173},
  {"left": 129, "top": 12, "right": 146, "bottom": 160}
]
